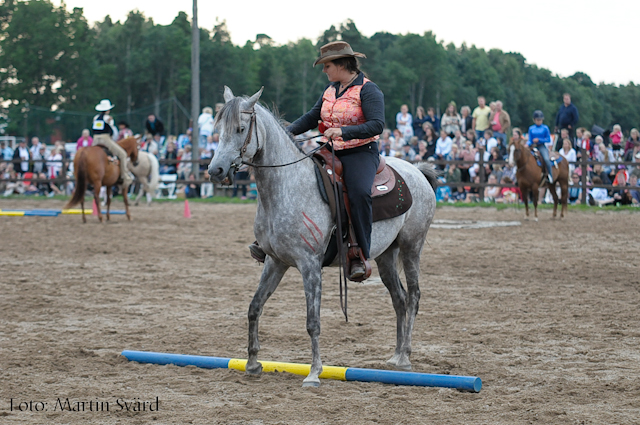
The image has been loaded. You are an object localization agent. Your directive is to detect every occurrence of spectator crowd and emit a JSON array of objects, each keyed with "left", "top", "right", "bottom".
[{"left": 2, "top": 93, "right": 639, "bottom": 205}]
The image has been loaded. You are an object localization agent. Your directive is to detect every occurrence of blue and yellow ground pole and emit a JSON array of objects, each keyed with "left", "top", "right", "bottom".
[{"left": 121, "top": 350, "right": 482, "bottom": 392}]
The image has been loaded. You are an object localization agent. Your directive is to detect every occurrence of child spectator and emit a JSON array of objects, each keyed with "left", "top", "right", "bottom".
[
  {"left": 589, "top": 176, "right": 614, "bottom": 206},
  {"left": 568, "top": 173, "right": 582, "bottom": 204},
  {"left": 609, "top": 124, "right": 623, "bottom": 159},
  {"left": 624, "top": 128, "right": 640, "bottom": 157},
  {"left": 484, "top": 174, "right": 501, "bottom": 202},
  {"left": 498, "top": 176, "right": 519, "bottom": 204}
]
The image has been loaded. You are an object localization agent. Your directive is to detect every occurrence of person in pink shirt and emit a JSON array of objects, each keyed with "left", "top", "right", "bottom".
[
  {"left": 609, "top": 124, "right": 623, "bottom": 159},
  {"left": 76, "top": 129, "right": 93, "bottom": 151}
]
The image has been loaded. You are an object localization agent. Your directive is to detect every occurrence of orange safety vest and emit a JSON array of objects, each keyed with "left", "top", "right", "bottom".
[{"left": 320, "top": 78, "right": 380, "bottom": 150}]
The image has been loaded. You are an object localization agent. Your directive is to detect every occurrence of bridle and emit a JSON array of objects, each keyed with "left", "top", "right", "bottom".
[{"left": 227, "top": 108, "right": 324, "bottom": 174}]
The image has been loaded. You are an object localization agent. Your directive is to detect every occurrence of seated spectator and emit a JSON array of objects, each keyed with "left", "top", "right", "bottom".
[
  {"left": 390, "top": 129, "right": 405, "bottom": 152},
  {"left": 177, "top": 145, "right": 193, "bottom": 179},
  {"left": 160, "top": 142, "right": 178, "bottom": 174},
  {"left": 484, "top": 174, "right": 501, "bottom": 202},
  {"left": 201, "top": 170, "right": 214, "bottom": 198},
  {"left": 233, "top": 164, "right": 250, "bottom": 200},
  {"left": 407, "top": 136, "right": 420, "bottom": 154},
  {"left": 378, "top": 129, "right": 393, "bottom": 152},
  {"left": 458, "top": 140, "right": 476, "bottom": 182},
  {"left": 447, "top": 143, "right": 460, "bottom": 163},
  {"left": 184, "top": 174, "right": 200, "bottom": 199},
  {"left": 624, "top": 128, "right": 640, "bottom": 156},
  {"left": 611, "top": 169, "right": 633, "bottom": 206},
  {"left": 415, "top": 141, "right": 430, "bottom": 161},
  {"left": 589, "top": 176, "right": 614, "bottom": 206},
  {"left": 1, "top": 141, "right": 13, "bottom": 161},
  {"left": 425, "top": 107, "right": 440, "bottom": 133},
  {"left": 464, "top": 175, "right": 481, "bottom": 203},
  {"left": 435, "top": 131, "right": 453, "bottom": 170},
  {"left": 117, "top": 122, "right": 133, "bottom": 141},
  {"left": 590, "top": 163, "right": 611, "bottom": 185},
  {"left": 568, "top": 173, "right": 582, "bottom": 204},
  {"left": 380, "top": 143, "right": 397, "bottom": 158},
  {"left": 446, "top": 163, "right": 462, "bottom": 198},
  {"left": 501, "top": 161, "right": 517, "bottom": 184},
  {"left": 435, "top": 177, "right": 452, "bottom": 202},
  {"left": 76, "top": 129, "right": 93, "bottom": 151},
  {"left": 176, "top": 129, "right": 192, "bottom": 149},
  {"left": 628, "top": 174, "right": 640, "bottom": 205},
  {"left": 452, "top": 129, "right": 466, "bottom": 151},
  {"left": 399, "top": 143, "right": 416, "bottom": 162},
  {"left": 497, "top": 176, "right": 519, "bottom": 204},
  {"left": 465, "top": 128, "right": 477, "bottom": 148},
  {"left": 482, "top": 129, "right": 499, "bottom": 155}
]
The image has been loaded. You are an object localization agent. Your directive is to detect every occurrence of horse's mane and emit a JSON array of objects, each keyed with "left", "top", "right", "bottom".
[{"left": 214, "top": 97, "right": 304, "bottom": 154}]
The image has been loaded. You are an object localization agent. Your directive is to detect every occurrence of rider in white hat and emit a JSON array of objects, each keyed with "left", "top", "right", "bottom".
[{"left": 92, "top": 99, "right": 132, "bottom": 186}]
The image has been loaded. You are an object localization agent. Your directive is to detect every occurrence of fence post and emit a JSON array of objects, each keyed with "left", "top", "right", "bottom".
[{"left": 580, "top": 148, "right": 588, "bottom": 205}]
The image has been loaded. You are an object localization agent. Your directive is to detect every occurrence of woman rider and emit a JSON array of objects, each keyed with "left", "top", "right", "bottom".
[{"left": 249, "top": 41, "right": 385, "bottom": 280}]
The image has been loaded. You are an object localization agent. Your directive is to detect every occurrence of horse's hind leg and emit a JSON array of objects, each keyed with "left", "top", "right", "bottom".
[
  {"left": 106, "top": 186, "right": 112, "bottom": 221},
  {"left": 376, "top": 245, "right": 410, "bottom": 370},
  {"left": 80, "top": 195, "right": 86, "bottom": 224},
  {"left": 246, "top": 258, "right": 289, "bottom": 376},
  {"left": 93, "top": 184, "right": 103, "bottom": 223}
]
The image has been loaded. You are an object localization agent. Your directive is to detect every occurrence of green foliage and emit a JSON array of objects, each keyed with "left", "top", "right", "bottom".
[{"left": 1, "top": 3, "right": 638, "bottom": 142}]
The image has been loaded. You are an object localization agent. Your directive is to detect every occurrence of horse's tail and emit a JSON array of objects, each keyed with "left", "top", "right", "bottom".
[
  {"left": 147, "top": 153, "right": 160, "bottom": 192},
  {"left": 414, "top": 161, "right": 441, "bottom": 191},
  {"left": 64, "top": 152, "right": 87, "bottom": 209}
]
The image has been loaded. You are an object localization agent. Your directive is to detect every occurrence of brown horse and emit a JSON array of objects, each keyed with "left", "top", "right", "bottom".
[
  {"left": 509, "top": 138, "right": 569, "bottom": 220},
  {"left": 65, "top": 136, "right": 138, "bottom": 223}
]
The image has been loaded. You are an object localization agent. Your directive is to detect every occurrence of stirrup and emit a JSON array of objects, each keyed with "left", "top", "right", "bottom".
[
  {"left": 348, "top": 259, "right": 371, "bottom": 282},
  {"left": 249, "top": 241, "right": 265, "bottom": 263}
]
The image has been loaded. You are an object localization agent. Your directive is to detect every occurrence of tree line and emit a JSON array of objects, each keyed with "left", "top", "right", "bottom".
[{"left": 1, "top": 0, "right": 639, "bottom": 142}]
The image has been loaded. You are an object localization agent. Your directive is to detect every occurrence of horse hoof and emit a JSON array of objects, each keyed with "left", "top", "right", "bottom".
[
  {"left": 302, "top": 378, "right": 320, "bottom": 388},
  {"left": 245, "top": 363, "right": 263, "bottom": 376}
]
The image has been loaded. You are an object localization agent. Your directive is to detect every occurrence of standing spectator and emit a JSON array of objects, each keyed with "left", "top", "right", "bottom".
[
  {"left": 76, "top": 129, "right": 93, "bottom": 151},
  {"left": 609, "top": 124, "right": 624, "bottom": 159},
  {"left": 425, "top": 107, "right": 440, "bottom": 133},
  {"left": 558, "top": 138, "right": 577, "bottom": 174},
  {"left": 577, "top": 130, "right": 592, "bottom": 161},
  {"left": 143, "top": 136, "right": 159, "bottom": 158},
  {"left": 178, "top": 144, "right": 193, "bottom": 179},
  {"left": 440, "top": 101, "right": 462, "bottom": 138},
  {"left": 29, "top": 137, "right": 43, "bottom": 157},
  {"left": 32, "top": 144, "right": 47, "bottom": 174},
  {"left": 554, "top": 93, "right": 579, "bottom": 142},
  {"left": 396, "top": 104, "right": 413, "bottom": 142},
  {"left": 460, "top": 106, "right": 473, "bottom": 134},
  {"left": 435, "top": 130, "right": 453, "bottom": 169},
  {"left": 1, "top": 141, "right": 13, "bottom": 161},
  {"left": 554, "top": 128, "right": 570, "bottom": 152},
  {"left": 490, "top": 101, "right": 511, "bottom": 148},
  {"left": 412, "top": 106, "right": 428, "bottom": 140},
  {"left": 145, "top": 114, "right": 165, "bottom": 140},
  {"left": 12, "top": 139, "right": 31, "bottom": 176},
  {"left": 198, "top": 106, "right": 215, "bottom": 147},
  {"left": 472, "top": 96, "right": 491, "bottom": 141},
  {"left": 117, "top": 121, "right": 133, "bottom": 140},
  {"left": 624, "top": 128, "right": 640, "bottom": 157}
]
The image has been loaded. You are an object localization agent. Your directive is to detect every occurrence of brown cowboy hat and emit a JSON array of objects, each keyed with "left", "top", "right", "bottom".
[{"left": 313, "top": 41, "right": 366, "bottom": 66}]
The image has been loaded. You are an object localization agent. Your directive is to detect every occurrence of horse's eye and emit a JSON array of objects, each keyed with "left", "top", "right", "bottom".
[{"left": 238, "top": 126, "right": 245, "bottom": 133}]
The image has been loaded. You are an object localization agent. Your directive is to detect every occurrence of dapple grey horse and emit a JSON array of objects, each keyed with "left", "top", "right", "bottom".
[
  {"left": 127, "top": 150, "right": 160, "bottom": 206},
  {"left": 208, "top": 87, "right": 438, "bottom": 387}
]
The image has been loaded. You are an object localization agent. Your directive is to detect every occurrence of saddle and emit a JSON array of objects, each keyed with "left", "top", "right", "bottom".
[
  {"left": 99, "top": 146, "right": 120, "bottom": 165},
  {"left": 312, "top": 145, "right": 412, "bottom": 282},
  {"left": 531, "top": 148, "right": 563, "bottom": 185}
]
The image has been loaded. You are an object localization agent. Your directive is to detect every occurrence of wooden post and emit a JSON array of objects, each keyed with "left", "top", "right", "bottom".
[{"left": 190, "top": 0, "right": 200, "bottom": 179}]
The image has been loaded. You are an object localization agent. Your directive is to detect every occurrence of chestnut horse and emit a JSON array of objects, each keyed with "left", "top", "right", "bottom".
[
  {"left": 509, "top": 139, "right": 569, "bottom": 220},
  {"left": 65, "top": 136, "right": 138, "bottom": 223}
]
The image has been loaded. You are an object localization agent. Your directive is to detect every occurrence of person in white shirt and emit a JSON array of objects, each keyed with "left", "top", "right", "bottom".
[
  {"left": 482, "top": 129, "right": 499, "bottom": 153},
  {"left": 558, "top": 138, "right": 577, "bottom": 174},
  {"left": 435, "top": 132, "right": 453, "bottom": 162},
  {"left": 395, "top": 104, "right": 413, "bottom": 143},
  {"left": 198, "top": 106, "right": 215, "bottom": 146}
]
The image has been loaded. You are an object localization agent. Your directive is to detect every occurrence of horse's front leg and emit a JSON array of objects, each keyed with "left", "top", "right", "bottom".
[
  {"left": 122, "top": 184, "right": 131, "bottom": 221},
  {"left": 246, "top": 257, "right": 289, "bottom": 376},
  {"left": 298, "top": 261, "right": 323, "bottom": 387},
  {"left": 532, "top": 184, "right": 540, "bottom": 221},
  {"left": 560, "top": 181, "right": 568, "bottom": 218}
]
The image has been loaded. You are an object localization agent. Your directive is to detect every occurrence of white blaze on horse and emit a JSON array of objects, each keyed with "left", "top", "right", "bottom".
[{"left": 207, "top": 86, "right": 439, "bottom": 388}]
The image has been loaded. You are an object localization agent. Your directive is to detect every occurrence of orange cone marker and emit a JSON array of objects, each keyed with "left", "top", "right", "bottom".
[
  {"left": 92, "top": 198, "right": 99, "bottom": 215},
  {"left": 184, "top": 200, "right": 192, "bottom": 218}
]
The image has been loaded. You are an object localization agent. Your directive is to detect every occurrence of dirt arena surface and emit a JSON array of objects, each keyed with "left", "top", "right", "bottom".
[{"left": 1, "top": 198, "right": 638, "bottom": 424}]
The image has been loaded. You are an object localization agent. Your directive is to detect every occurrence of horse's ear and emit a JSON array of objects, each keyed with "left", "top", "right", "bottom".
[
  {"left": 246, "top": 86, "right": 264, "bottom": 109},
  {"left": 223, "top": 86, "right": 234, "bottom": 103}
]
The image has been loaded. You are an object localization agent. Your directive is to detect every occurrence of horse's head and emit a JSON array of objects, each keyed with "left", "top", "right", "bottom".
[
  {"left": 508, "top": 138, "right": 525, "bottom": 167},
  {"left": 119, "top": 136, "right": 139, "bottom": 164},
  {"left": 208, "top": 86, "right": 264, "bottom": 183}
]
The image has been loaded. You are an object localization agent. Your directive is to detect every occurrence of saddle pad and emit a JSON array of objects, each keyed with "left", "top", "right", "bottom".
[{"left": 372, "top": 167, "right": 412, "bottom": 222}]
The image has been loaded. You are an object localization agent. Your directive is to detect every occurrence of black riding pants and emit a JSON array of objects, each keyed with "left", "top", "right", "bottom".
[{"left": 336, "top": 142, "right": 380, "bottom": 259}]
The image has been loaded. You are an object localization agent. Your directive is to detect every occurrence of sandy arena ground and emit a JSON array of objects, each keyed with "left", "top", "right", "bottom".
[{"left": 1, "top": 198, "right": 639, "bottom": 424}]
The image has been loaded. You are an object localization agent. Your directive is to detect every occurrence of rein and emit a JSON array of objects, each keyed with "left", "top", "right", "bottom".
[{"left": 233, "top": 109, "right": 324, "bottom": 170}]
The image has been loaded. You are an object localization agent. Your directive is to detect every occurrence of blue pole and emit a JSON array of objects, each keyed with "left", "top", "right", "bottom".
[{"left": 121, "top": 350, "right": 482, "bottom": 392}]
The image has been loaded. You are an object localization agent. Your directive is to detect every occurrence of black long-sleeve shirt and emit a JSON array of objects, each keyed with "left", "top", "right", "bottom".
[{"left": 287, "top": 73, "right": 385, "bottom": 140}]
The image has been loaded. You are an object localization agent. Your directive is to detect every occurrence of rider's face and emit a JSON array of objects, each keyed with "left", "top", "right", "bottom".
[{"left": 322, "top": 62, "right": 341, "bottom": 82}]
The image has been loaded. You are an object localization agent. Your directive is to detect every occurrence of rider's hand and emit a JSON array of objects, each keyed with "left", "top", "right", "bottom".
[{"left": 324, "top": 127, "right": 343, "bottom": 139}]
